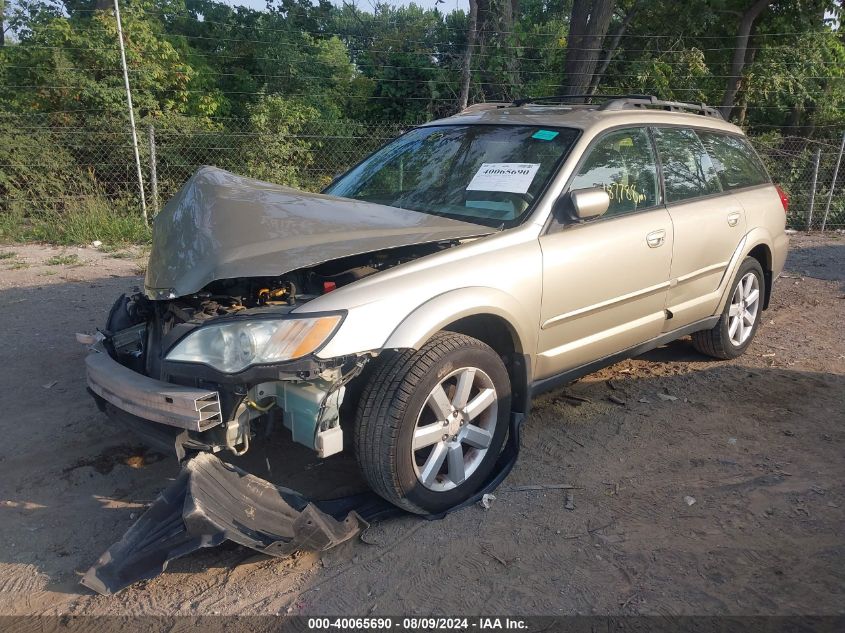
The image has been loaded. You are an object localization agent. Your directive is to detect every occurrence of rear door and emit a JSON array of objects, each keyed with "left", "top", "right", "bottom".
[
  {"left": 652, "top": 127, "right": 747, "bottom": 328},
  {"left": 536, "top": 127, "right": 673, "bottom": 379}
]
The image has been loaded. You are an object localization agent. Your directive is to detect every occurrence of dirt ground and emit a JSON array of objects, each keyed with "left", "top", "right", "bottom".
[{"left": 0, "top": 235, "right": 843, "bottom": 617}]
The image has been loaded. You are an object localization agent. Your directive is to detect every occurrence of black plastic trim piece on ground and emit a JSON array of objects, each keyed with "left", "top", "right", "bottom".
[{"left": 81, "top": 412, "right": 525, "bottom": 595}]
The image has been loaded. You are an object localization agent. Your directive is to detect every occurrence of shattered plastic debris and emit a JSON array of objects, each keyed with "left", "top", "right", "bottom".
[{"left": 478, "top": 493, "right": 496, "bottom": 510}]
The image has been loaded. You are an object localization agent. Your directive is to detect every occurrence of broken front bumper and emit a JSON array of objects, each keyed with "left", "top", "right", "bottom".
[{"left": 86, "top": 347, "right": 223, "bottom": 432}]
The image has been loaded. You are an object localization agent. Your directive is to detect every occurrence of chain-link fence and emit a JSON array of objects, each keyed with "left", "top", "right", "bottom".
[
  {"left": 753, "top": 134, "right": 845, "bottom": 231},
  {"left": 2, "top": 112, "right": 843, "bottom": 232}
]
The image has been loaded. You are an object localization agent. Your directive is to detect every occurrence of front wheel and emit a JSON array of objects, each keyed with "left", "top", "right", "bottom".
[
  {"left": 692, "top": 257, "right": 765, "bottom": 359},
  {"left": 354, "top": 332, "right": 511, "bottom": 514}
]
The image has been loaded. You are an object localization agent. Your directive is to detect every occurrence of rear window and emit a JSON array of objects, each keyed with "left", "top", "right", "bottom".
[
  {"left": 697, "top": 131, "right": 770, "bottom": 190},
  {"left": 652, "top": 127, "right": 722, "bottom": 203}
]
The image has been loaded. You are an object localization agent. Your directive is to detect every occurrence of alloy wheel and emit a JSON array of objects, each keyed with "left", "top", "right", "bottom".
[
  {"left": 728, "top": 271, "right": 761, "bottom": 346},
  {"left": 411, "top": 366, "right": 499, "bottom": 492}
]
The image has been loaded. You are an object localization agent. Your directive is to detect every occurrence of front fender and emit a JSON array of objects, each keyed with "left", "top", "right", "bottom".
[{"left": 382, "top": 286, "right": 535, "bottom": 354}]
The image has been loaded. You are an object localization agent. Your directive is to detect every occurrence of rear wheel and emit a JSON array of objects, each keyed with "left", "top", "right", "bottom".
[
  {"left": 354, "top": 332, "right": 511, "bottom": 514},
  {"left": 692, "top": 257, "right": 764, "bottom": 359}
]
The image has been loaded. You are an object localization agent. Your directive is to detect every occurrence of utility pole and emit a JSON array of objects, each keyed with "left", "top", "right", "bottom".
[{"left": 114, "top": 0, "right": 147, "bottom": 225}]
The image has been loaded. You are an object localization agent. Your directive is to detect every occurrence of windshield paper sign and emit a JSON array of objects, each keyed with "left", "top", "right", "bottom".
[{"left": 466, "top": 163, "right": 541, "bottom": 194}]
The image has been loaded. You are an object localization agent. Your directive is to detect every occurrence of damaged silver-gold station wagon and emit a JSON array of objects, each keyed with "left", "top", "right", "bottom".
[{"left": 84, "top": 95, "right": 788, "bottom": 515}]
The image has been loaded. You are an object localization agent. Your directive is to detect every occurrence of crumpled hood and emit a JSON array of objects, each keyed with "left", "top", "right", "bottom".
[{"left": 144, "top": 167, "right": 492, "bottom": 298}]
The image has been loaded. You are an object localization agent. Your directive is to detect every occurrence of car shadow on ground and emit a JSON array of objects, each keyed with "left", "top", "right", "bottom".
[{"left": 87, "top": 360, "right": 844, "bottom": 613}]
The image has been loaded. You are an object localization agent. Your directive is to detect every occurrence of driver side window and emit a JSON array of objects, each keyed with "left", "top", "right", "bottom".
[{"left": 569, "top": 128, "right": 659, "bottom": 217}]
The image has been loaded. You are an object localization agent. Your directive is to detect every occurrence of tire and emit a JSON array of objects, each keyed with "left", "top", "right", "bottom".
[
  {"left": 691, "top": 257, "right": 765, "bottom": 360},
  {"left": 354, "top": 331, "right": 511, "bottom": 514}
]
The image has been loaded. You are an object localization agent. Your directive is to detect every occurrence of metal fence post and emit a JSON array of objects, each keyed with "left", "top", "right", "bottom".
[
  {"left": 807, "top": 147, "right": 821, "bottom": 231},
  {"left": 149, "top": 124, "right": 159, "bottom": 216},
  {"left": 821, "top": 131, "right": 845, "bottom": 233}
]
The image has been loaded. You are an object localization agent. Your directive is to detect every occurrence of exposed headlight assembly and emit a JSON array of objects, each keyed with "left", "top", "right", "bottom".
[{"left": 165, "top": 314, "right": 343, "bottom": 374}]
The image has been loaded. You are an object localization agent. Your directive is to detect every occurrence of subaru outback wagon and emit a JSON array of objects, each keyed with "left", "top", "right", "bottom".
[{"left": 84, "top": 95, "right": 788, "bottom": 514}]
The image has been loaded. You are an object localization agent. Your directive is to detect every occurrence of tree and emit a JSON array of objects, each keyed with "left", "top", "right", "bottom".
[
  {"left": 720, "top": 0, "right": 773, "bottom": 117},
  {"left": 588, "top": 0, "right": 644, "bottom": 95},
  {"left": 458, "top": 0, "right": 478, "bottom": 110},
  {"left": 563, "top": 0, "right": 616, "bottom": 96}
]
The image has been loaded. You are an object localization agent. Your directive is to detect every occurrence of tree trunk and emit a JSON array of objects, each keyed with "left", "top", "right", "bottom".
[
  {"left": 563, "top": 0, "right": 616, "bottom": 96},
  {"left": 588, "top": 0, "right": 643, "bottom": 95},
  {"left": 500, "top": 0, "right": 519, "bottom": 95},
  {"left": 720, "top": 0, "right": 772, "bottom": 118},
  {"left": 730, "top": 28, "right": 758, "bottom": 125},
  {"left": 458, "top": 0, "right": 479, "bottom": 110}
]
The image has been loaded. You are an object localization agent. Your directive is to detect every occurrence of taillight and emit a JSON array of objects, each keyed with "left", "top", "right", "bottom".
[{"left": 775, "top": 185, "right": 789, "bottom": 213}]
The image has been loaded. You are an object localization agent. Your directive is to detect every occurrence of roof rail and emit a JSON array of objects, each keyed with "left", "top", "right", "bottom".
[
  {"left": 511, "top": 94, "right": 654, "bottom": 107},
  {"left": 461, "top": 102, "right": 511, "bottom": 113},
  {"left": 598, "top": 95, "right": 724, "bottom": 119},
  {"left": 510, "top": 94, "right": 724, "bottom": 120}
]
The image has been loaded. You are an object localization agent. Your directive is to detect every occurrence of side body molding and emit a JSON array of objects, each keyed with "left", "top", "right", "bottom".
[{"left": 383, "top": 286, "right": 535, "bottom": 359}]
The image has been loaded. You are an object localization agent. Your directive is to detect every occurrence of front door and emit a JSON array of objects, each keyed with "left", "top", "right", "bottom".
[{"left": 536, "top": 127, "right": 673, "bottom": 379}]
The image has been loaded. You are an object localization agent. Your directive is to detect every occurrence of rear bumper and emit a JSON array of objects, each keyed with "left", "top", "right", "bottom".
[{"left": 85, "top": 347, "right": 222, "bottom": 432}]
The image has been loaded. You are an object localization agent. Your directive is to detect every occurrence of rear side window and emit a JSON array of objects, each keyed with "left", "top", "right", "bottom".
[
  {"left": 652, "top": 127, "right": 722, "bottom": 203},
  {"left": 568, "top": 127, "right": 659, "bottom": 217},
  {"left": 697, "top": 131, "right": 770, "bottom": 190}
]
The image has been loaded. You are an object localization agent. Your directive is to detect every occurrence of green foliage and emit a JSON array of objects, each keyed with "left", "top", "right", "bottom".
[
  {"left": 241, "top": 96, "right": 320, "bottom": 188},
  {"left": 0, "top": 195, "right": 151, "bottom": 245},
  {"left": 2, "top": 0, "right": 844, "bottom": 244},
  {"left": 0, "top": 114, "right": 93, "bottom": 201}
]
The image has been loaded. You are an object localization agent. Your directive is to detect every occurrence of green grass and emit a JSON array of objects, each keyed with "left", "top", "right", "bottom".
[
  {"left": 6, "top": 261, "right": 29, "bottom": 270},
  {"left": 45, "top": 253, "right": 82, "bottom": 266},
  {"left": 0, "top": 251, "right": 16, "bottom": 260},
  {"left": 0, "top": 196, "right": 151, "bottom": 247}
]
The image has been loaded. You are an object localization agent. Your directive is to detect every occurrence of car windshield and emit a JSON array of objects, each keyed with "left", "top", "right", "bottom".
[{"left": 324, "top": 124, "right": 579, "bottom": 227}]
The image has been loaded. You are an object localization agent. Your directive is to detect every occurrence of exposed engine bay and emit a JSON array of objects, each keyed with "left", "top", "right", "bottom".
[{"left": 93, "top": 241, "right": 455, "bottom": 459}]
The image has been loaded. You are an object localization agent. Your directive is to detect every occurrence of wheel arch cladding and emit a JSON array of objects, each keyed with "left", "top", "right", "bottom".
[
  {"left": 441, "top": 314, "right": 530, "bottom": 414},
  {"left": 747, "top": 242, "right": 773, "bottom": 309},
  {"left": 381, "top": 287, "right": 535, "bottom": 413}
]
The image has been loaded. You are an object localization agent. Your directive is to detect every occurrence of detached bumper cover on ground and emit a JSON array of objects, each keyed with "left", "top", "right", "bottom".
[
  {"left": 81, "top": 453, "right": 369, "bottom": 595},
  {"left": 82, "top": 413, "right": 524, "bottom": 595}
]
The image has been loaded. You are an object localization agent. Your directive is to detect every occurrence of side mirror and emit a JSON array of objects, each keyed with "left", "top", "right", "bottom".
[{"left": 557, "top": 187, "right": 610, "bottom": 222}]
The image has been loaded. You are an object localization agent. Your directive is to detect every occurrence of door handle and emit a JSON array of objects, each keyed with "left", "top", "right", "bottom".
[
  {"left": 646, "top": 229, "right": 666, "bottom": 248},
  {"left": 727, "top": 212, "right": 741, "bottom": 227}
]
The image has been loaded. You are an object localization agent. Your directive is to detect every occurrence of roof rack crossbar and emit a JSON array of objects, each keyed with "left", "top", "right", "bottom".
[{"left": 598, "top": 95, "right": 724, "bottom": 119}]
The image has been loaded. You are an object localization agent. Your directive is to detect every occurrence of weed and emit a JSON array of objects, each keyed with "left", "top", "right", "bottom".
[{"left": 45, "top": 253, "right": 82, "bottom": 266}]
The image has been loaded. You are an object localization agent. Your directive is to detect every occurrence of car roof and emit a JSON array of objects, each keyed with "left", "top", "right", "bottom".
[{"left": 423, "top": 102, "right": 745, "bottom": 137}]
